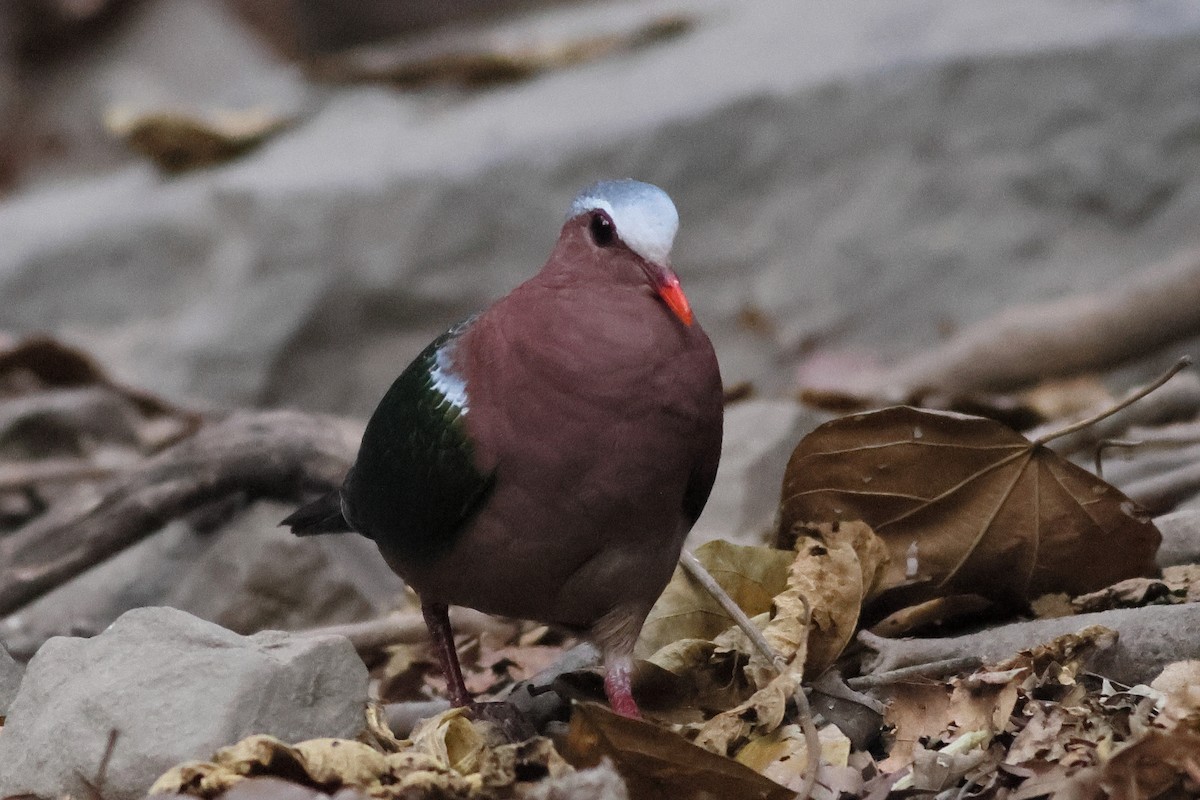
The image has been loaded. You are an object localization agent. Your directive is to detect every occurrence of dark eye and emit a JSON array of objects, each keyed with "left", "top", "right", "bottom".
[{"left": 589, "top": 213, "right": 615, "bottom": 247}]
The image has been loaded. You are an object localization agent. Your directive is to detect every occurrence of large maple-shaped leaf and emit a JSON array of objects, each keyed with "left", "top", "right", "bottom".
[{"left": 778, "top": 406, "right": 1160, "bottom": 609}]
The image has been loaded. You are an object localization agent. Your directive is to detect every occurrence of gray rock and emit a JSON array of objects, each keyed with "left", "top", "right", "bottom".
[
  {"left": 5, "top": 1, "right": 1200, "bottom": 416},
  {"left": 689, "top": 400, "right": 826, "bottom": 547},
  {"left": 18, "top": 0, "right": 307, "bottom": 188},
  {"left": 0, "top": 606, "right": 368, "bottom": 800},
  {"left": 162, "top": 501, "right": 404, "bottom": 635},
  {"left": 0, "top": 640, "right": 21, "bottom": 716},
  {"left": 523, "top": 758, "right": 629, "bottom": 800},
  {"left": 0, "top": 501, "right": 403, "bottom": 659},
  {"left": 1156, "top": 508, "right": 1200, "bottom": 567}
]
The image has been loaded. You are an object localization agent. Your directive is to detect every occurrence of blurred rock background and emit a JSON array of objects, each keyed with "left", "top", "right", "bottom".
[{"left": 2, "top": 0, "right": 1200, "bottom": 647}]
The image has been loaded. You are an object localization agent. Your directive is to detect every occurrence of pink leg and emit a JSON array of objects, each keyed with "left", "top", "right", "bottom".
[
  {"left": 421, "top": 602, "right": 472, "bottom": 707},
  {"left": 603, "top": 655, "right": 641, "bottom": 719}
]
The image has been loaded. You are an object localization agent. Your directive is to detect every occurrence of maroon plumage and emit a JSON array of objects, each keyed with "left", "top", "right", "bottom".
[{"left": 286, "top": 179, "right": 723, "bottom": 718}]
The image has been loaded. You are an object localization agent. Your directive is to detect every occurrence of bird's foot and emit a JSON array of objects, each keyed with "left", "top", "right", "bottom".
[{"left": 603, "top": 658, "right": 641, "bottom": 719}]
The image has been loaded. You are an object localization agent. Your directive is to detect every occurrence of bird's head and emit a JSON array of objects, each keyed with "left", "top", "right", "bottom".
[{"left": 559, "top": 179, "right": 694, "bottom": 326}]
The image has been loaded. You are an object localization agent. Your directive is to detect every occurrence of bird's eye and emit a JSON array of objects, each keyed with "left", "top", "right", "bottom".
[{"left": 589, "top": 213, "right": 615, "bottom": 247}]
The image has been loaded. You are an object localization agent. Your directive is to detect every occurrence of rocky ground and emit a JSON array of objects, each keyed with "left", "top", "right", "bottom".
[{"left": 2, "top": 1, "right": 1200, "bottom": 798}]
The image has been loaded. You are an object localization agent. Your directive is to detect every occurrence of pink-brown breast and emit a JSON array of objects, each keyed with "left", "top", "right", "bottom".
[{"left": 387, "top": 264, "right": 723, "bottom": 631}]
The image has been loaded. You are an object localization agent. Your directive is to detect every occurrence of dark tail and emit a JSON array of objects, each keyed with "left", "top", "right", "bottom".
[{"left": 281, "top": 489, "right": 352, "bottom": 536}]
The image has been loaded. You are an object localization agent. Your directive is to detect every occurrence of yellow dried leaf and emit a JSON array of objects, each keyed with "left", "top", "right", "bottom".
[
  {"left": 363, "top": 702, "right": 409, "bottom": 753},
  {"left": 105, "top": 106, "right": 290, "bottom": 173},
  {"left": 692, "top": 672, "right": 796, "bottom": 756},
  {"left": 737, "top": 723, "right": 852, "bottom": 790},
  {"left": 409, "top": 707, "right": 488, "bottom": 776},
  {"left": 150, "top": 761, "right": 240, "bottom": 797},
  {"left": 636, "top": 540, "right": 792, "bottom": 658},
  {"left": 477, "top": 736, "right": 572, "bottom": 791},
  {"left": 151, "top": 735, "right": 389, "bottom": 797},
  {"left": 210, "top": 734, "right": 306, "bottom": 775},
  {"left": 292, "top": 738, "right": 388, "bottom": 785}
]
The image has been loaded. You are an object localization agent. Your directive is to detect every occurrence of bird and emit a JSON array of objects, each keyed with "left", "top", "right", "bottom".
[{"left": 283, "top": 179, "right": 723, "bottom": 719}]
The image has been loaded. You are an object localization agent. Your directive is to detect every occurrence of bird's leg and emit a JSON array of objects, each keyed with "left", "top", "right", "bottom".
[
  {"left": 421, "top": 601, "right": 473, "bottom": 707},
  {"left": 603, "top": 653, "right": 641, "bottom": 719},
  {"left": 595, "top": 602, "right": 647, "bottom": 719}
]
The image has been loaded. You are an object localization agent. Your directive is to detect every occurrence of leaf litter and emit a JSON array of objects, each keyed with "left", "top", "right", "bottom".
[{"left": 5, "top": 340, "right": 1199, "bottom": 798}]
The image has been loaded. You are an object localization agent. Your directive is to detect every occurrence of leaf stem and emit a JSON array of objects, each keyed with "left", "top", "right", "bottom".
[{"left": 1034, "top": 356, "right": 1192, "bottom": 447}]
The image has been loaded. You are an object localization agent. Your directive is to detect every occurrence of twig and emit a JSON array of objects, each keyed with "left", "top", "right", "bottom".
[
  {"left": 0, "top": 459, "right": 121, "bottom": 490},
  {"left": 0, "top": 410, "right": 361, "bottom": 617},
  {"left": 828, "top": 252, "right": 1200, "bottom": 399},
  {"left": 679, "top": 549, "right": 779, "bottom": 665},
  {"left": 680, "top": 549, "right": 820, "bottom": 800},
  {"left": 77, "top": 729, "right": 119, "bottom": 800},
  {"left": 845, "top": 656, "right": 983, "bottom": 690},
  {"left": 1034, "top": 356, "right": 1192, "bottom": 446},
  {"left": 1027, "top": 371, "right": 1200, "bottom": 456},
  {"left": 1094, "top": 439, "right": 1141, "bottom": 478},
  {"left": 856, "top": 604, "right": 1200, "bottom": 686}
]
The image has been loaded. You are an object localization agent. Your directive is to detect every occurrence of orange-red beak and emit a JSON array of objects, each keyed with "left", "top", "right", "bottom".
[{"left": 656, "top": 270, "right": 694, "bottom": 327}]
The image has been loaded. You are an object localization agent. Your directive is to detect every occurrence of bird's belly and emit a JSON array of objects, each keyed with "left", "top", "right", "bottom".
[{"left": 381, "top": 469, "right": 687, "bottom": 630}]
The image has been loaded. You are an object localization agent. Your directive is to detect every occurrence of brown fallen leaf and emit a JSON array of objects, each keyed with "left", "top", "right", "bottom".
[
  {"left": 1072, "top": 563, "right": 1200, "bottom": 613},
  {"left": 869, "top": 594, "right": 997, "bottom": 638},
  {"left": 778, "top": 406, "right": 1161, "bottom": 611},
  {"left": 879, "top": 679, "right": 954, "bottom": 767},
  {"left": 563, "top": 703, "right": 793, "bottom": 800},
  {"left": 105, "top": 106, "right": 291, "bottom": 173},
  {"left": 770, "top": 521, "right": 889, "bottom": 683}
]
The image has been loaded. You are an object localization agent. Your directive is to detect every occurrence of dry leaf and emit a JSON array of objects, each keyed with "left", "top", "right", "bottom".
[
  {"left": 1150, "top": 660, "right": 1200, "bottom": 725},
  {"left": 991, "top": 624, "right": 1118, "bottom": 678},
  {"left": 736, "top": 723, "right": 852, "bottom": 792},
  {"left": 767, "top": 521, "right": 888, "bottom": 683},
  {"left": 692, "top": 674, "right": 795, "bottom": 756},
  {"left": 636, "top": 540, "right": 792, "bottom": 659},
  {"left": 778, "top": 406, "right": 1161, "bottom": 610},
  {"left": 1072, "top": 564, "right": 1200, "bottom": 613},
  {"left": 1058, "top": 726, "right": 1200, "bottom": 799},
  {"left": 476, "top": 736, "right": 572, "bottom": 793},
  {"left": 290, "top": 739, "right": 390, "bottom": 786},
  {"left": 311, "top": 15, "right": 692, "bottom": 89},
  {"left": 879, "top": 681, "right": 955, "bottom": 772},
  {"left": 903, "top": 730, "right": 995, "bottom": 792},
  {"left": 563, "top": 703, "right": 793, "bottom": 800},
  {"left": 151, "top": 732, "right": 491, "bottom": 799},
  {"left": 408, "top": 707, "right": 490, "bottom": 777},
  {"left": 105, "top": 106, "right": 290, "bottom": 173},
  {"left": 869, "top": 594, "right": 996, "bottom": 637}
]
